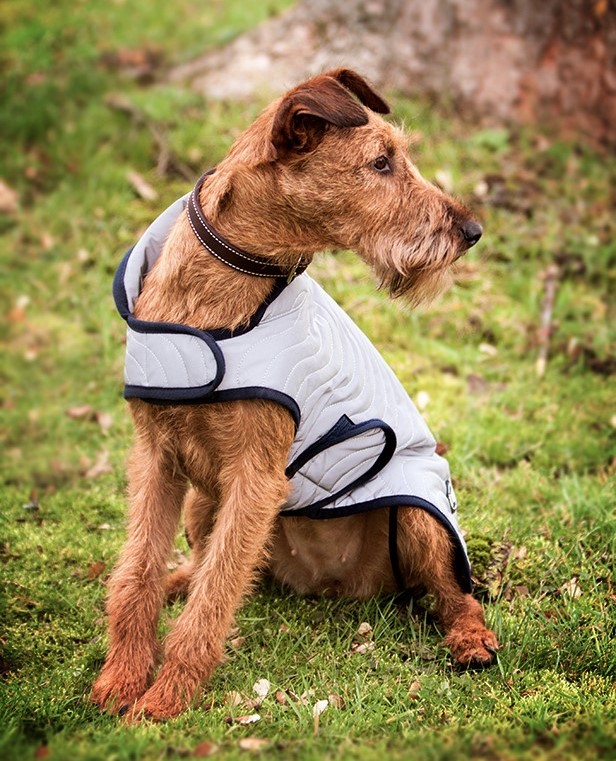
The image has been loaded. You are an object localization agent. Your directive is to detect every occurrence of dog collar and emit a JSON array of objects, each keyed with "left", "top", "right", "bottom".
[{"left": 187, "top": 171, "right": 309, "bottom": 282}]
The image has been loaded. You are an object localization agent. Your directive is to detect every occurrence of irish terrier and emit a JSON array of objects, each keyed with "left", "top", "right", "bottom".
[{"left": 92, "top": 68, "right": 498, "bottom": 721}]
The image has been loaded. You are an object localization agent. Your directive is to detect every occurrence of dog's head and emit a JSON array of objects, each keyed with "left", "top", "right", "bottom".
[{"left": 206, "top": 68, "right": 482, "bottom": 305}]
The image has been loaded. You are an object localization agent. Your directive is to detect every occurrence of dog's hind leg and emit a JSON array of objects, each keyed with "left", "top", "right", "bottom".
[
  {"left": 397, "top": 509, "right": 499, "bottom": 667},
  {"left": 92, "top": 433, "right": 187, "bottom": 712},
  {"left": 164, "top": 487, "right": 217, "bottom": 603},
  {"left": 130, "top": 400, "right": 294, "bottom": 721}
]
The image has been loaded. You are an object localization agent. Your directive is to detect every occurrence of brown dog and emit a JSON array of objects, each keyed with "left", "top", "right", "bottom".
[{"left": 92, "top": 69, "right": 498, "bottom": 721}]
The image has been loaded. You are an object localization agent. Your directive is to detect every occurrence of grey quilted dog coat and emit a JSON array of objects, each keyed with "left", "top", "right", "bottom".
[{"left": 113, "top": 193, "right": 472, "bottom": 592}]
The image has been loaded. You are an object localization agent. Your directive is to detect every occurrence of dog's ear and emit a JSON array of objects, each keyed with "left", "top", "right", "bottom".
[
  {"left": 270, "top": 75, "right": 371, "bottom": 157},
  {"left": 325, "top": 69, "right": 391, "bottom": 115}
]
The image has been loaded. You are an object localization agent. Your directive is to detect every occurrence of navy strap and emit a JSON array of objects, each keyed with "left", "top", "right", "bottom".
[{"left": 187, "top": 172, "right": 309, "bottom": 281}]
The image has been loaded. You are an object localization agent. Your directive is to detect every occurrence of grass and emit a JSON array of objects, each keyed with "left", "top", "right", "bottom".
[{"left": 1, "top": 1, "right": 615, "bottom": 759}]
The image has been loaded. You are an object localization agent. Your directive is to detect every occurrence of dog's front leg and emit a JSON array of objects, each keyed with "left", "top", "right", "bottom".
[
  {"left": 130, "top": 405, "right": 293, "bottom": 721},
  {"left": 92, "top": 436, "right": 187, "bottom": 712}
]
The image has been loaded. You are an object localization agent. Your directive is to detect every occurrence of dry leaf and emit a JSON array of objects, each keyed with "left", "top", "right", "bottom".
[
  {"left": 479, "top": 343, "right": 498, "bottom": 357},
  {"left": 98, "top": 523, "right": 112, "bottom": 531},
  {"left": 474, "top": 179, "right": 490, "bottom": 200},
  {"left": 274, "top": 690, "right": 287, "bottom": 705},
  {"left": 415, "top": 391, "right": 430, "bottom": 410},
  {"left": 350, "top": 641, "right": 375, "bottom": 655},
  {"left": 230, "top": 636, "right": 246, "bottom": 649},
  {"left": 225, "top": 691, "right": 244, "bottom": 707},
  {"left": 435, "top": 441, "right": 449, "bottom": 456},
  {"left": 561, "top": 577, "right": 582, "bottom": 599},
  {"left": 238, "top": 738, "right": 270, "bottom": 752},
  {"left": 84, "top": 450, "right": 113, "bottom": 479},
  {"left": 312, "top": 699, "right": 328, "bottom": 737},
  {"left": 96, "top": 411, "right": 113, "bottom": 433},
  {"left": 127, "top": 170, "right": 158, "bottom": 201},
  {"left": 312, "top": 699, "right": 328, "bottom": 717},
  {"left": 252, "top": 679, "right": 270, "bottom": 700},
  {"left": 0, "top": 180, "right": 19, "bottom": 214},
  {"left": 40, "top": 233, "right": 54, "bottom": 251},
  {"left": 327, "top": 693, "right": 345, "bottom": 709},
  {"left": 227, "top": 713, "right": 261, "bottom": 726},
  {"left": 356, "top": 622, "right": 373, "bottom": 639},
  {"left": 87, "top": 561, "right": 106, "bottom": 580},
  {"left": 409, "top": 680, "right": 421, "bottom": 699},
  {"left": 512, "top": 545, "right": 528, "bottom": 560},
  {"left": 193, "top": 740, "right": 218, "bottom": 757},
  {"left": 66, "top": 404, "right": 95, "bottom": 420},
  {"left": 434, "top": 169, "right": 453, "bottom": 194}
]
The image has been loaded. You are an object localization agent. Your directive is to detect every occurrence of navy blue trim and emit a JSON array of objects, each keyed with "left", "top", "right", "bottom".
[
  {"left": 280, "top": 494, "right": 472, "bottom": 593},
  {"left": 113, "top": 248, "right": 133, "bottom": 319},
  {"left": 284, "top": 415, "right": 397, "bottom": 511},
  {"left": 126, "top": 387, "right": 301, "bottom": 430}
]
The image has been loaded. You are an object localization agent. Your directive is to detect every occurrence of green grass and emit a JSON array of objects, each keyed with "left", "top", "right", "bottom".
[{"left": 1, "top": 1, "right": 615, "bottom": 759}]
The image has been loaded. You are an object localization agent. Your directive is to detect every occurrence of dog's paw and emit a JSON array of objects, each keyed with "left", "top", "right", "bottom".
[
  {"left": 444, "top": 626, "right": 499, "bottom": 669},
  {"left": 91, "top": 667, "right": 150, "bottom": 713},
  {"left": 123, "top": 664, "right": 199, "bottom": 722}
]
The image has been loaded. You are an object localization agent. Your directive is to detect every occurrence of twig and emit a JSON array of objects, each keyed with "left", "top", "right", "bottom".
[
  {"left": 105, "top": 93, "right": 195, "bottom": 181},
  {"left": 536, "top": 264, "right": 560, "bottom": 377}
]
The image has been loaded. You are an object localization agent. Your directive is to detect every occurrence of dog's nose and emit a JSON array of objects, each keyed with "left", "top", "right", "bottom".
[{"left": 461, "top": 220, "right": 483, "bottom": 248}]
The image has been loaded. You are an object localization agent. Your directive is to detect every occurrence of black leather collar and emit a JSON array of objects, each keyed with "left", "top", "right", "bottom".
[{"left": 187, "top": 171, "right": 309, "bottom": 282}]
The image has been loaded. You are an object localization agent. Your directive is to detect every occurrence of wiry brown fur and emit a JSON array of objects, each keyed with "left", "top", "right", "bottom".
[{"left": 92, "top": 69, "right": 498, "bottom": 721}]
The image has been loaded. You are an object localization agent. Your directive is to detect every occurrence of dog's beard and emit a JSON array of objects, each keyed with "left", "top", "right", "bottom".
[{"left": 366, "top": 235, "right": 460, "bottom": 307}]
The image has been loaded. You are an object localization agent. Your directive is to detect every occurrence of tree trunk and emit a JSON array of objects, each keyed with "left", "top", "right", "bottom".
[{"left": 168, "top": 0, "right": 616, "bottom": 148}]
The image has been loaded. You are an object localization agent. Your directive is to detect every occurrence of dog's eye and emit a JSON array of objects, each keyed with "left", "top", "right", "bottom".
[{"left": 373, "top": 155, "right": 391, "bottom": 173}]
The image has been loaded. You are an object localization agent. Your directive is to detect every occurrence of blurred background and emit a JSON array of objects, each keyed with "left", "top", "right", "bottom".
[{"left": 1, "top": 2, "right": 614, "bottom": 759}]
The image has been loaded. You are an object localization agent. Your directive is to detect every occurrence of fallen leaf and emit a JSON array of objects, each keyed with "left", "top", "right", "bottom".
[
  {"left": 327, "top": 693, "right": 345, "bottom": 709},
  {"left": 225, "top": 691, "right": 244, "bottom": 707},
  {"left": 561, "top": 577, "right": 582, "bottom": 599},
  {"left": 435, "top": 441, "right": 449, "bottom": 456},
  {"left": 66, "top": 404, "right": 96, "bottom": 420},
  {"left": 127, "top": 170, "right": 158, "bottom": 201},
  {"left": 415, "top": 391, "right": 430, "bottom": 410},
  {"left": 238, "top": 738, "right": 270, "bottom": 752},
  {"left": 84, "top": 450, "right": 113, "bottom": 479},
  {"left": 479, "top": 343, "right": 498, "bottom": 357},
  {"left": 467, "top": 373, "right": 489, "bottom": 395},
  {"left": 474, "top": 179, "right": 490, "bottom": 200},
  {"left": 226, "top": 713, "right": 261, "bottom": 726},
  {"left": 274, "top": 690, "right": 287, "bottom": 705},
  {"left": 409, "top": 680, "right": 421, "bottom": 699},
  {"left": 512, "top": 545, "right": 528, "bottom": 560},
  {"left": 87, "top": 561, "right": 106, "bottom": 580},
  {"left": 98, "top": 523, "right": 112, "bottom": 531},
  {"left": 0, "top": 180, "right": 19, "bottom": 214},
  {"left": 193, "top": 740, "right": 218, "bottom": 757},
  {"left": 229, "top": 636, "right": 246, "bottom": 649},
  {"left": 514, "top": 585, "right": 529, "bottom": 598},
  {"left": 312, "top": 699, "right": 328, "bottom": 717},
  {"left": 40, "top": 233, "right": 54, "bottom": 251},
  {"left": 96, "top": 411, "right": 113, "bottom": 433},
  {"left": 356, "top": 622, "right": 373, "bottom": 639},
  {"left": 33, "top": 746, "right": 49, "bottom": 760},
  {"left": 252, "top": 679, "right": 270, "bottom": 700},
  {"left": 350, "top": 641, "right": 375, "bottom": 655},
  {"left": 434, "top": 169, "right": 453, "bottom": 194},
  {"left": 312, "top": 699, "right": 328, "bottom": 737}
]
